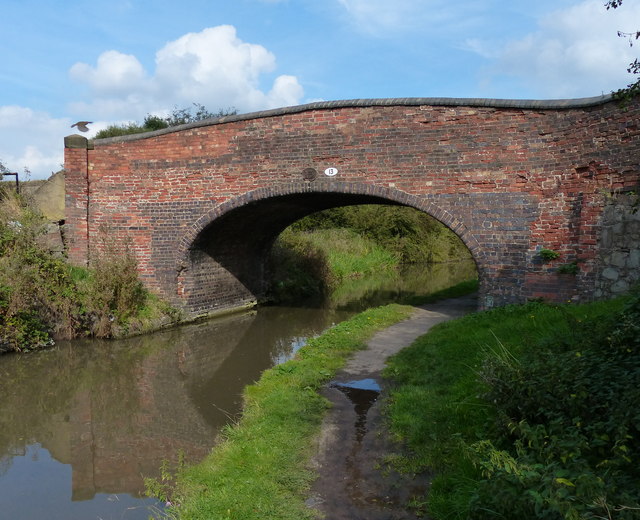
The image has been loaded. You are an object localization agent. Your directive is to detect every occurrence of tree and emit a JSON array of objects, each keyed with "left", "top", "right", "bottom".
[
  {"left": 606, "top": 0, "right": 640, "bottom": 100},
  {"left": 163, "top": 103, "right": 235, "bottom": 126},
  {"left": 95, "top": 103, "right": 237, "bottom": 139}
]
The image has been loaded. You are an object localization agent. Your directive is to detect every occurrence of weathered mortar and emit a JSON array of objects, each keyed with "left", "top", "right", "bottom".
[{"left": 63, "top": 95, "right": 640, "bottom": 316}]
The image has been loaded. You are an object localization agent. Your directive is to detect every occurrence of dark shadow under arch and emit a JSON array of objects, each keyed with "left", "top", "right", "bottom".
[{"left": 176, "top": 182, "right": 485, "bottom": 315}]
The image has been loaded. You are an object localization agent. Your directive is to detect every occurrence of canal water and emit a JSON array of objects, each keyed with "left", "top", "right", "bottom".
[{"left": 0, "top": 261, "right": 476, "bottom": 519}]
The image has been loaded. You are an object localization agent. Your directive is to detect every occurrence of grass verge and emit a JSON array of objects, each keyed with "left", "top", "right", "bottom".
[
  {"left": 270, "top": 227, "right": 399, "bottom": 301},
  {"left": 384, "top": 292, "right": 639, "bottom": 519},
  {"left": 150, "top": 303, "right": 415, "bottom": 519}
]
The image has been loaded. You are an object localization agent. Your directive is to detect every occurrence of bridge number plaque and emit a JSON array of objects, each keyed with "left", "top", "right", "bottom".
[{"left": 324, "top": 167, "right": 339, "bottom": 177}]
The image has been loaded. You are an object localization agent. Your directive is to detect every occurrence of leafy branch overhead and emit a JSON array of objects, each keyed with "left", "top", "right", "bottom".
[{"left": 606, "top": 0, "right": 640, "bottom": 100}]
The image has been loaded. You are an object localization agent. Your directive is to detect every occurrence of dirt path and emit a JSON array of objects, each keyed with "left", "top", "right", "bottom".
[{"left": 307, "top": 295, "right": 477, "bottom": 520}]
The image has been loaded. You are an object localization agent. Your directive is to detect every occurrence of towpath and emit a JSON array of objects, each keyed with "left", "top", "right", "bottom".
[{"left": 308, "top": 294, "right": 477, "bottom": 520}]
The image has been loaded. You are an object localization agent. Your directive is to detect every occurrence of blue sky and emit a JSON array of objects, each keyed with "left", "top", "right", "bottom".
[{"left": 1, "top": 0, "right": 638, "bottom": 179}]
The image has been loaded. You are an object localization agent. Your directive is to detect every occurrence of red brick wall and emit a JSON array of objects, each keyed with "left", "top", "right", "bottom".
[
  {"left": 64, "top": 135, "right": 91, "bottom": 265},
  {"left": 64, "top": 97, "right": 640, "bottom": 315}
]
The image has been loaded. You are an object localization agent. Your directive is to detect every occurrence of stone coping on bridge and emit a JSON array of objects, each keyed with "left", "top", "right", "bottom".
[{"left": 92, "top": 94, "right": 614, "bottom": 145}]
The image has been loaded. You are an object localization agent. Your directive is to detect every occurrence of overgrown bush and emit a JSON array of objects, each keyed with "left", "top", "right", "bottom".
[
  {"left": 95, "top": 104, "right": 237, "bottom": 139},
  {"left": 269, "top": 205, "right": 473, "bottom": 302},
  {"left": 0, "top": 189, "right": 176, "bottom": 352},
  {"left": 470, "top": 292, "right": 640, "bottom": 519},
  {"left": 268, "top": 230, "right": 329, "bottom": 302},
  {"left": 269, "top": 227, "right": 400, "bottom": 302},
  {"left": 0, "top": 190, "right": 80, "bottom": 350},
  {"left": 385, "top": 293, "right": 636, "bottom": 520},
  {"left": 83, "top": 229, "right": 148, "bottom": 336}
]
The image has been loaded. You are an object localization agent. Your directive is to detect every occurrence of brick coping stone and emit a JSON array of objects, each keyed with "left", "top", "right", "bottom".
[{"left": 95, "top": 94, "right": 614, "bottom": 144}]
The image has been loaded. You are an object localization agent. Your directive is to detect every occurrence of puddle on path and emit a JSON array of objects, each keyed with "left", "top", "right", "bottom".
[
  {"left": 330, "top": 378, "right": 381, "bottom": 442},
  {"left": 321, "top": 373, "right": 429, "bottom": 518}
]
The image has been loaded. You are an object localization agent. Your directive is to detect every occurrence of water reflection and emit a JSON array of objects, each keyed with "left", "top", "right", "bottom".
[
  {"left": 0, "top": 260, "right": 476, "bottom": 519},
  {"left": 329, "top": 260, "right": 477, "bottom": 310}
]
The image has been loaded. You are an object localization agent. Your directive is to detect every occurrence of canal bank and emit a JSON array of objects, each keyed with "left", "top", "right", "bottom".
[
  {"left": 164, "top": 282, "right": 478, "bottom": 520},
  {"left": 0, "top": 261, "right": 476, "bottom": 519},
  {"left": 308, "top": 294, "right": 477, "bottom": 519},
  {"left": 168, "top": 285, "right": 639, "bottom": 520}
]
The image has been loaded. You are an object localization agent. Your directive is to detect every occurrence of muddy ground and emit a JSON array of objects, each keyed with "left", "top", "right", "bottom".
[{"left": 307, "top": 295, "right": 477, "bottom": 520}]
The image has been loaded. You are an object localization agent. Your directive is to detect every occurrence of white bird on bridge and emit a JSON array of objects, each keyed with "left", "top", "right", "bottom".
[{"left": 71, "top": 121, "right": 92, "bottom": 132}]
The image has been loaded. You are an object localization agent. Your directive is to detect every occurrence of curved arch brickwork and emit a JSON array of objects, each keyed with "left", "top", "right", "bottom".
[
  {"left": 176, "top": 183, "right": 485, "bottom": 265},
  {"left": 64, "top": 96, "right": 640, "bottom": 316}
]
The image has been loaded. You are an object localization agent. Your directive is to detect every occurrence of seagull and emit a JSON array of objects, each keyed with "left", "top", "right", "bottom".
[{"left": 71, "top": 121, "right": 92, "bottom": 132}]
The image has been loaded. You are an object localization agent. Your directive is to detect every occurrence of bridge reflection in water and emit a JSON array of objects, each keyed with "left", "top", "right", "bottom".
[{"left": 0, "top": 260, "right": 475, "bottom": 519}]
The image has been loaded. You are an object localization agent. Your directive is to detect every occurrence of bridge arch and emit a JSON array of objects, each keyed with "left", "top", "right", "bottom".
[
  {"left": 63, "top": 95, "right": 640, "bottom": 317},
  {"left": 175, "top": 182, "right": 485, "bottom": 315}
]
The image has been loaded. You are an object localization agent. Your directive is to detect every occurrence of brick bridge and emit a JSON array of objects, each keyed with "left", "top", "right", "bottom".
[{"left": 64, "top": 95, "right": 640, "bottom": 317}]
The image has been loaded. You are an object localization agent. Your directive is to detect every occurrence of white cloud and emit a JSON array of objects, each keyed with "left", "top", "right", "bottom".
[
  {"left": 467, "top": 0, "right": 640, "bottom": 97},
  {"left": 266, "top": 75, "right": 305, "bottom": 109},
  {"left": 70, "top": 50, "right": 150, "bottom": 97},
  {"left": 338, "top": 0, "right": 416, "bottom": 33},
  {"left": 69, "top": 25, "right": 304, "bottom": 120},
  {"left": 336, "top": 0, "right": 481, "bottom": 36},
  {"left": 0, "top": 106, "right": 69, "bottom": 180}
]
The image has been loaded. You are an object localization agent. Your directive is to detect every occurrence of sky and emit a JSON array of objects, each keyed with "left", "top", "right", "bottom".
[{"left": 1, "top": 0, "right": 638, "bottom": 179}]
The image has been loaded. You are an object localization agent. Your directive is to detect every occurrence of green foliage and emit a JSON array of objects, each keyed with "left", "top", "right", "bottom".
[
  {"left": 143, "top": 114, "right": 170, "bottom": 131},
  {"left": 469, "top": 291, "right": 640, "bottom": 519},
  {"left": 81, "top": 227, "right": 147, "bottom": 337},
  {"left": 0, "top": 193, "right": 80, "bottom": 351},
  {"left": 269, "top": 227, "right": 399, "bottom": 302},
  {"left": 313, "top": 228, "right": 399, "bottom": 280},
  {"left": 95, "top": 103, "right": 237, "bottom": 139},
  {"left": 539, "top": 248, "right": 560, "bottom": 261},
  {"left": 0, "top": 191, "right": 177, "bottom": 352},
  {"left": 557, "top": 261, "right": 579, "bottom": 275},
  {"left": 162, "top": 103, "right": 236, "bottom": 126},
  {"left": 94, "top": 121, "right": 151, "bottom": 139},
  {"left": 290, "top": 205, "right": 470, "bottom": 264},
  {"left": 269, "top": 205, "right": 473, "bottom": 302},
  {"left": 268, "top": 229, "right": 330, "bottom": 302},
  {"left": 385, "top": 293, "right": 638, "bottom": 520}
]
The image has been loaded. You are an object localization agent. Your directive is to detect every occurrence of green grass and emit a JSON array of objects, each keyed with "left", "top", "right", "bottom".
[
  {"left": 288, "top": 205, "right": 472, "bottom": 265},
  {"left": 384, "top": 295, "right": 634, "bottom": 519},
  {"left": 286, "top": 227, "right": 399, "bottom": 282},
  {"left": 269, "top": 205, "right": 476, "bottom": 304},
  {"left": 158, "top": 303, "right": 415, "bottom": 520},
  {"left": 268, "top": 227, "right": 400, "bottom": 302}
]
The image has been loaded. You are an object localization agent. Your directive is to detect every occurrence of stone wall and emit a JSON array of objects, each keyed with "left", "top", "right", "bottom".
[
  {"left": 595, "top": 192, "right": 640, "bottom": 299},
  {"left": 31, "top": 171, "right": 65, "bottom": 221}
]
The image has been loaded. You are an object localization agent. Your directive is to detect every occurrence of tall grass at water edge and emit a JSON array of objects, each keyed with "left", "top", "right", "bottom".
[
  {"left": 269, "top": 227, "right": 399, "bottom": 302},
  {"left": 303, "top": 228, "right": 399, "bottom": 280},
  {"left": 268, "top": 205, "right": 474, "bottom": 303},
  {"left": 0, "top": 189, "right": 179, "bottom": 352}
]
